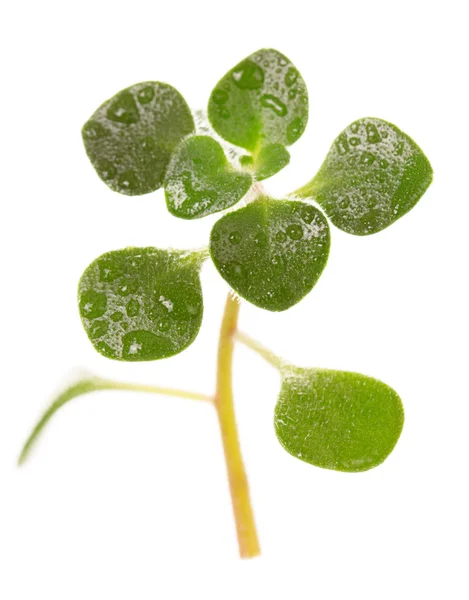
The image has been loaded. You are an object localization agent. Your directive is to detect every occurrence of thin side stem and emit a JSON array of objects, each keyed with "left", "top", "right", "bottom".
[
  {"left": 215, "top": 295, "right": 260, "bottom": 559},
  {"left": 235, "top": 331, "right": 285, "bottom": 371},
  {"left": 18, "top": 377, "right": 212, "bottom": 466}
]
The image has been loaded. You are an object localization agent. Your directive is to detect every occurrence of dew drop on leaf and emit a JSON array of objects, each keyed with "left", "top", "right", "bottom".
[
  {"left": 78, "top": 247, "right": 205, "bottom": 361},
  {"left": 208, "top": 49, "right": 308, "bottom": 181},
  {"left": 164, "top": 136, "right": 252, "bottom": 219},
  {"left": 296, "top": 117, "right": 433, "bottom": 235},
  {"left": 82, "top": 82, "right": 194, "bottom": 196},
  {"left": 209, "top": 197, "right": 330, "bottom": 311}
]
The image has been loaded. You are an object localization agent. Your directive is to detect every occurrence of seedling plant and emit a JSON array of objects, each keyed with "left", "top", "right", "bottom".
[{"left": 19, "top": 48, "right": 433, "bottom": 559}]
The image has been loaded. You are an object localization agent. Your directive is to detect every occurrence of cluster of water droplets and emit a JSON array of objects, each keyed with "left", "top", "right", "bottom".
[
  {"left": 314, "top": 118, "right": 415, "bottom": 232},
  {"left": 78, "top": 249, "right": 203, "bottom": 360},
  {"left": 209, "top": 49, "right": 308, "bottom": 152},
  {"left": 82, "top": 82, "right": 194, "bottom": 195},
  {"left": 210, "top": 199, "right": 330, "bottom": 310}
]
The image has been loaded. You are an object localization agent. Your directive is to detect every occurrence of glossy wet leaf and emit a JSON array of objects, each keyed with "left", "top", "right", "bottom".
[
  {"left": 275, "top": 368, "right": 404, "bottom": 472},
  {"left": 208, "top": 48, "right": 308, "bottom": 179},
  {"left": 78, "top": 247, "right": 205, "bottom": 361},
  {"left": 209, "top": 198, "right": 330, "bottom": 311},
  {"left": 164, "top": 136, "right": 252, "bottom": 219},
  {"left": 82, "top": 82, "right": 194, "bottom": 195},
  {"left": 296, "top": 118, "right": 433, "bottom": 235}
]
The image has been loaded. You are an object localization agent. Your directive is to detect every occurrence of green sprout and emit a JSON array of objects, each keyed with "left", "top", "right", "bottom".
[{"left": 19, "top": 48, "right": 432, "bottom": 559}]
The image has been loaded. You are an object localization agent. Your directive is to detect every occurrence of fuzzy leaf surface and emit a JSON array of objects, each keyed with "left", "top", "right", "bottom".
[
  {"left": 164, "top": 136, "right": 252, "bottom": 219},
  {"left": 78, "top": 247, "right": 204, "bottom": 360},
  {"left": 210, "top": 198, "right": 330, "bottom": 311},
  {"left": 296, "top": 118, "right": 432, "bottom": 235},
  {"left": 275, "top": 368, "right": 404, "bottom": 472},
  {"left": 82, "top": 82, "right": 194, "bottom": 195},
  {"left": 208, "top": 49, "right": 308, "bottom": 179}
]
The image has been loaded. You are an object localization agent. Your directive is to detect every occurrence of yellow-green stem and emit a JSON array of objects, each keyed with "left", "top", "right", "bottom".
[{"left": 215, "top": 294, "right": 260, "bottom": 559}]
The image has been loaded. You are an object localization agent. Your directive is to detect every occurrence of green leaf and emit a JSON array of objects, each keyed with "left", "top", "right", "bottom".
[
  {"left": 82, "top": 82, "right": 194, "bottom": 195},
  {"left": 209, "top": 197, "right": 330, "bottom": 311},
  {"left": 275, "top": 368, "right": 404, "bottom": 472},
  {"left": 252, "top": 144, "right": 291, "bottom": 181},
  {"left": 295, "top": 117, "right": 433, "bottom": 235},
  {"left": 164, "top": 136, "right": 252, "bottom": 219},
  {"left": 208, "top": 49, "right": 308, "bottom": 179},
  {"left": 78, "top": 247, "right": 205, "bottom": 361}
]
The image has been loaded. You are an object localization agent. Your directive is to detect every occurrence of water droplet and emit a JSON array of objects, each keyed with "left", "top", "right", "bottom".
[
  {"left": 229, "top": 231, "right": 241, "bottom": 245},
  {"left": 287, "top": 118, "right": 304, "bottom": 144},
  {"left": 89, "top": 319, "right": 109, "bottom": 339},
  {"left": 278, "top": 57, "right": 288, "bottom": 66},
  {"left": 141, "top": 136, "right": 155, "bottom": 150},
  {"left": 219, "top": 107, "right": 230, "bottom": 119},
  {"left": 261, "top": 94, "right": 287, "bottom": 117},
  {"left": 122, "top": 329, "right": 167, "bottom": 361},
  {"left": 275, "top": 230, "right": 287, "bottom": 242},
  {"left": 286, "top": 224, "right": 303, "bottom": 240},
  {"left": 126, "top": 298, "right": 141, "bottom": 317},
  {"left": 137, "top": 86, "right": 155, "bottom": 104},
  {"left": 232, "top": 60, "right": 264, "bottom": 90},
  {"left": 82, "top": 121, "right": 110, "bottom": 140},
  {"left": 111, "top": 311, "right": 124, "bottom": 322},
  {"left": 80, "top": 290, "right": 107, "bottom": 319},
  {"left": 349, "top": 136, "right": 360, "bottom": 147},
  {"left": 366, "top": 123, "right": 382, "bottom": 144},
  {"left": 97, "top": 159, "right": 117, "bottom": 180},
  {"left": 158, "top": 320, "right": 170, "bottom": 332},
  {"left": 106, "top": 91, "right": 139, "bottom": 125},
  {"left": 285, "top": 67, "right": 299, "bottom": 87},
  {"left": 263, "top": 60, "right": 270, "bottom": 67},
  {"left": 335, "top": 134, "right": 349, "bottom": 155},
  {"left": 300, "top": 205, "right": 315, "bottom": 224},
  {"left": 339, "top": 198, "right": 350, "bottom": 209},
  {"left": 118, "top": 280, "right": 137, "bottom": 296},
  {"left": 395, "top": 141, "right": 405, "bottom": 156},
  {"left": 227, "top": 262, "right": 243, "bottom": 277},
  {"left": 350, "top": 122, "right": 359, "bottom": 133},
  {"left": 254, "top": 231, "right": 268, "bottom": 246},
  {"left": 118, "top": 170, "right": 139, "bottom": 191},
  {"left": 360, "top": 151, "right": 376, "bottom": 165},
  {"left": 211, "top": 230, "right": 220, "bottom": 242},
  {"left": 212, "top": 89, "right": 229, "bottom": 105},
  {"left": 379, "top": 158, "right": 389, "bottom": 169}
]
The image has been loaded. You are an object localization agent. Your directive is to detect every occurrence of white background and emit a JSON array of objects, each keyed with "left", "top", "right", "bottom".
[{"left": 1, "top": 0, "right": 468, "bottom": 598}]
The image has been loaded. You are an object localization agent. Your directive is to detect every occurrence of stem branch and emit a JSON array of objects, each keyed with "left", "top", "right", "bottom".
[
  {"left": 235, "top": 331, "right": 285, "bottom": 371},
  {"left": 18, "top": 378, "right": 212, "bottom": 465}
]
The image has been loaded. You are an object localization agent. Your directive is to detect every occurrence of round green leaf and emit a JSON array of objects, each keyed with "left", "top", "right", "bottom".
[
  {"left": 82, "top": 82, "right": 194, "bottom": 196},
  {"left": 208, "top": 49, "right": 308, "bottom": 179},
  {"left": 78, "top": 247, "right": 204, "bottom": 361},
  {"left": 296, "top": 117, "right": 433, "bottom": 235},
  {"left": 275, "top": 368, "right": 404, "bottom": 472},
  {"left": 209, "top": 198, "right": 330, "bottom": 311},
  {"left": 164, "top": 136, "right": 252, "bottom": 219}
]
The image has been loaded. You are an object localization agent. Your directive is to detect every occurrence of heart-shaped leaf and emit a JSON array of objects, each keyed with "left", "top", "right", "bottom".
[
  {"left": 275, "top": 367, "right": 404, "bottom": 472},
  {"left": 208, "top": 49, "right": 308, "bottom": 180},
  {"left": 295, "top": 117, "right": 433, "bottom": 235},
  {"left": 164, "top": 136, "right": 252, "bottom": 219},
  {"left": 209, "top": 198, "right": 330, "bottom": 311},
  {"left": 78, "top": 247, "right": 205, "bottom": 361},
  {"left": 82, "top": 82, "right": 194, "bottom": 195}
]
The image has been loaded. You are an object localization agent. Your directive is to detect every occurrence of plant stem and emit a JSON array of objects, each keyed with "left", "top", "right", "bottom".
[
  {"left": 18, "top": 377, "right": 212, "bottom": 466},
  {"left": 235, "top": 331, "right": 285, "bottom": 371},
  {"left": 215, "top": 294, "right": 260, "bottom": 559}
]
